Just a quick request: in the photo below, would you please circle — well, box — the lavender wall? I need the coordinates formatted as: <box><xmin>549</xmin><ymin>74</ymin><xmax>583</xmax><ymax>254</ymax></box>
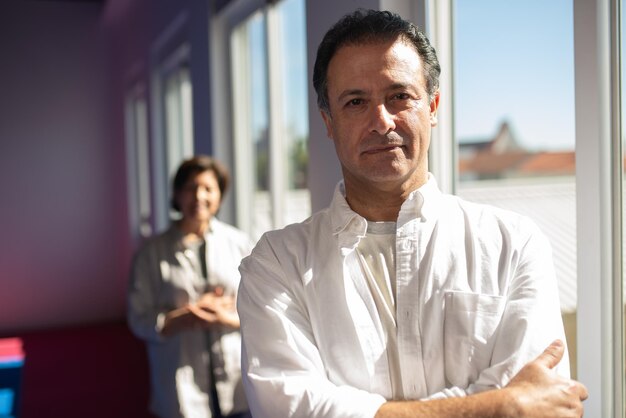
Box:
<box><xmin>0</xmin><ymin>0</ymin><xmax>125</xmax><ymax>332</ymax></box>
<box><xmin>0</xmin><ymin>1</ymin><xmax>124</xmax><ymax>333</ymax></box>
<box><xmin>0</xmin><ymin>0</ymin><xmax>216</xmax><ymax>334</ymax></box>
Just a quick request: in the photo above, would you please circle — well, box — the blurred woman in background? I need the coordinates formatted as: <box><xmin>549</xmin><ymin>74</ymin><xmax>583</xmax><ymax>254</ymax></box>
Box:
<box><xmin>128</xmin><ymin>155</ymin><xmax>253</xmax><ymax>418</ymax></box>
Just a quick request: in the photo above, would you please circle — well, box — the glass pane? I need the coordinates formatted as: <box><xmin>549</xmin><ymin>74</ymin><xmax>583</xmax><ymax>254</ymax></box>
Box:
<box><xmin>179</xmin><ymin>66</ymin><xmax>194</xmax><ymax>162</ymax></box>
<box><xmin>232</xmin><ymin>10</ymin><xmax>272</xmax><ymax>238</ymax></box>
<box><xmin>126</xmin><ymin>92</ymin><xmax>153</xmax><ymax>241</ymax></box>
<box><xmin>165</xmin><ymin>72</ymin><xmax>180</xmax><ymax>176</ymax></box>
<box><xmin>248</xmin><ymin>16</ymin><xmax>270</xmax><ymax>194</ymax></box>
<box><xmin>163</xmin><ymin>62</ymin><xmax>195</xmax><ymax>225</ymax></box>
<box><xmin>275</xmin><ymin>0</ymin><xmax>308</xmax><ymax>191</ymax></box>
<box><xmin>230</xmin><ymin>0</ymin><xmax>310</xmax><ymax>237</ymax></box>
<box><xmin>164</xmin><ymin>64</ymin><xmax>194</xmax><ymax>182</ymax></box>
<box><xmin>274</xmin><ymin>0</ymin><xmax>310</xmax><ymax>225</ymax></box>
<box><xmin>133</xmin><ymin>98</ymin><xmax>152</xmax><ymax>237</ymax></box>
<box><xmin>454</xmin><ymin>0</ymin><xmax>577</xmax><ymax>377</ymax></box>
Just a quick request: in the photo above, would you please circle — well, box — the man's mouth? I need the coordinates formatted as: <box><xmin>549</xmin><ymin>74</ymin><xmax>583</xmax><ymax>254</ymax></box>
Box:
<box><xmin>362</xmin><ymin>144</ymin><xmax>403</xmax><ymax>155</ymax></box>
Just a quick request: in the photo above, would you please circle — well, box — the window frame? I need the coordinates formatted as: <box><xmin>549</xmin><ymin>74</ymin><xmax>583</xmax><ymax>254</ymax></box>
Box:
<box><xmin>211</xmin><ymin>0</ymin><xmax>310</xmax><ymax>238</ymax></box>
<box><xmin>124</xmin><ymin>82</ymin><xmax>153</xmax><ymax>244</ymax></box>
<box><xmin>429</xmin><ymin>1</ymin><xmax>625</xmax><ymax>415</ymax></box>
<box><xmin>211</xmin><ymin>1</ymin><xmax>626</xmax><ymax>413</ymax></box>
<box><xmin>150</xmin><ymin>11</ymin><xmax>194</xmax><ymax>232</ymax></box>
<box><xmin>573</xmin><ymin>1</ymin><xmax>624</xmax><ymax>416</ymax></box>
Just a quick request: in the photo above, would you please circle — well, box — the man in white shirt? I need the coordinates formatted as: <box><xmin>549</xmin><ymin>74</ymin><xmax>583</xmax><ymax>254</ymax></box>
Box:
<box><xmin>237</xmin><ymin>9</ymin><xmax>587</xmax><ymax>418</ymax></box>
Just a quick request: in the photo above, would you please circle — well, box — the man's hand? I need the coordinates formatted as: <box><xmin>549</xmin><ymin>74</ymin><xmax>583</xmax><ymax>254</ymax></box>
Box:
<box><xmin>504</xmin><ymin>339</ymin><xmax>588</xmax><ymax>418</ymax></box>
<box><xmin>375</xmin><ymin>340</ymin><xmax>587</xmax><ymax>418</ymax></box>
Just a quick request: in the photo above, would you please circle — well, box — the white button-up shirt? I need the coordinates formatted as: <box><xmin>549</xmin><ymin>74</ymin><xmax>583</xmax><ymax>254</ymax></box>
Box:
<box><xmin>128</xmin><ymin>219</ymin><xmax>253</xmax><ymax>418</ymax></box>
<box><xmin>238</xmin><ymin>176</ymin><xmax>568</xmax><ymax>418</ymax></box>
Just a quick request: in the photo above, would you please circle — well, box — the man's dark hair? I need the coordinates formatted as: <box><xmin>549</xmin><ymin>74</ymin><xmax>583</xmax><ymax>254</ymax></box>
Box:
<box><xmin>171</xmin><ymin>155</ymin><xmax>230</xmax><ymax>212</ymax></box>
<box><xmin>313</xmin><ymin>9</ymin><xmax>441</xmax><ymax>114</ymax></box>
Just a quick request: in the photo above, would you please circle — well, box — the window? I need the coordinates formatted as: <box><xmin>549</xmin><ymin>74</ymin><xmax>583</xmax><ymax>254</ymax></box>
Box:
<box><xmin>151</xmin><ymin>40</ymin><xmax>195</xmax><ymax>230</ymax></box>
<box><xmin>231</xmin><ymin>10</ymin><xmax>272</xmax><ymax>236</ymax></box>
<box><xmin>163</xmin><ymin>57</ymin><xmax>194</xmax><ymax>185</ymax></box>
<box><xmin>572</xmin><ymin>0</ymin><xmax>623</xmax><ymax>414</ymax></box>
<box><xmin>226</xmin><ymin>0</ymin><xmax>310</xmax><ymax>240</ymax></box>
<box><xmin>452</xmin><ymin>0</ymin><xmax>578</xmax><ymax>376</ymax></box>
<box><xmin>208</xmin><ymin>1</ymin><xmax>625</xmax><ymax>413</ymax></box>
<box><xmin>125</xmin><ymin>83</ymin><xmax>153</xmax><ymax>242</ymax></box>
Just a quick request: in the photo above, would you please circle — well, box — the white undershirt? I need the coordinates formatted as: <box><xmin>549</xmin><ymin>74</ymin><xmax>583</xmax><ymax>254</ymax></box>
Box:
<box><xmin>356</xmin><ymin>221</ymin><xmax>404</xmax><ymax>399</ymax></box>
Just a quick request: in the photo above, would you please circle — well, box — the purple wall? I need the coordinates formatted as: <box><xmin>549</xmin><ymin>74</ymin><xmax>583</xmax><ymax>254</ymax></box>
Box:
<box><xmin>0</xmin><ymin>3</ymin><xmax>214</xmax><ymax>413</ymax></box>
<box><xmin>0</xmin><ymin>1</ymin><xmax>128</xmax><ymax>333</ymax></box>
<box><xmin>0</xmin><ymin>0</ymin><xmax>216</xmax><ymax>335</ymax></box>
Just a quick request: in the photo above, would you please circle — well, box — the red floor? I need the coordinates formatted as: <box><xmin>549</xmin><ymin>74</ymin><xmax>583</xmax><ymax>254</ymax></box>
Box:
<box><xmin>4</xmin><ymin>321</ymin><xmax>153</xmax><ymax>418</ymax></box>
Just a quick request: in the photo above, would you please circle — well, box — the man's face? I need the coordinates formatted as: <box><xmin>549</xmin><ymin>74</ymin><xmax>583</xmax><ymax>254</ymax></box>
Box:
<box><xmin>321</xmin><ymin>38</ymin><xmax>439</xmax><ymax>192</ymax></box>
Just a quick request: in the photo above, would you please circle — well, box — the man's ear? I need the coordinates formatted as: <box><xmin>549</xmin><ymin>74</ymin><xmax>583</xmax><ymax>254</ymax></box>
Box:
<box><xmin>320</xmin><ymin>110</ymin><xmax>334</xmax><ymax>140</ymax></box>
<box><xmin>429</xmin><ymin>91</ymin><xmax>441</xmax><ymax>127</ymax></box>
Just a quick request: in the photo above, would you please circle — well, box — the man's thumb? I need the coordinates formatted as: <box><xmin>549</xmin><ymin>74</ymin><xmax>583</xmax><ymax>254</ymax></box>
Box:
<box><xmin>534</xmin><ymin>339</ymin><xmax>564</xmax><ymax>369</ymax></box>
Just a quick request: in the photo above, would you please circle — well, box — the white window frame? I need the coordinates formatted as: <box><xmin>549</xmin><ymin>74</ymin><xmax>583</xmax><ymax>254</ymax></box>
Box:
<box><xmin>413</xmin><ymin>1</ymin><xmax>625</xmax><ymax>415</ymax></box>
<box><xmin>214</xmin><ymin>1</ymin><xmax>626</xmax><ymax>413</ymax></box>
<box><xmin>431</xmin><ymin>0</ymin><xmax>625</xmax><ymax>415</ymax></box>
<box><xmin>211</xmin><ymin>0</ymin><xmax>309</xmax><ymax>238</ymax></box>
<box><xmin>434</xmin><ymin>0</ymin><xmax>625</xmax><ymax>417</ymax></box>
<box><xmin>212</xmin><ymin>0</ymin><xmax>267</xmax><ymax>235</ymax></box>
<box><xmin>574</xmin><ymin>1</ymin><xmax>624</xmax><ymax>416</ymax></box>
<box><xmin>150</xmin><ymin>11</ymin><xmax>194</xmax><ymax>232</ymax></box>
<box><xmin>124</xmin><ymin>82</ymin><xmax>153</xmax><ymax>243</ymax></box>
<box><xmin>163</xmin><ymin>52</ymin><xmax>194</xmax><ymax>181</ymax></box>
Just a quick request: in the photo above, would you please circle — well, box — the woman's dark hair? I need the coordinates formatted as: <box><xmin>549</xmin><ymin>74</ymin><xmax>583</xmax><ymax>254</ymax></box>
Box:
<box><xmin>313</xmin><ymin>9</ymin><xmax>441</xmax><ymax>114</ymax></box>
<box><xmin>171</xmin><ymin>155</ymin><xmax>230</xmax><ymax>212</ymax></box>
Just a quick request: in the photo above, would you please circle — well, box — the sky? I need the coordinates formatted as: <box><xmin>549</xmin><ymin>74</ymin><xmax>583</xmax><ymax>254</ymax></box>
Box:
<box><xmin>244</xmin><ymin>0</ymin><xmax>309</xmax><ymax>143</ymax></box>
<box><xmin>454</xmin><ymin>0</ymin><xmax>575</xmax><ymax>151</ymax></box>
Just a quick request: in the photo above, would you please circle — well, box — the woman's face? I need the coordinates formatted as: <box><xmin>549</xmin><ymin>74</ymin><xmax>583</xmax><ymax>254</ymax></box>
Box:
<box><xmin>176</xmin><ymin>169</ymin><xmax>222</xmax><ymax>223</ymax></box>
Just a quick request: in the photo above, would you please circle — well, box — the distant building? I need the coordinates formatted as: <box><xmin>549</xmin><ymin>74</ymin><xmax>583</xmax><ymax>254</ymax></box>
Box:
<box><xmin>458</xmin><ymin>121</ymin><xmax>575</xmax><ymax>180</ymax></box>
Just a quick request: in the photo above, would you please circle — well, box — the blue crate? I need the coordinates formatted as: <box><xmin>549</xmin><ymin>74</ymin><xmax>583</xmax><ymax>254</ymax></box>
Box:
<box><xmin>0</xmin><ymin>339</ymin><xmax>23</xmax><ymax>418</ymax></box>
<box><xmin>0</xmin><ymin>388</ymin><xmax>15</xmax><ymax>416</ymax></box>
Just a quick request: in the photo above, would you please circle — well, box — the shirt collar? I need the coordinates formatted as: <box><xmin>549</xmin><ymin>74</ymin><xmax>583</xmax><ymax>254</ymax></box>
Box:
<box><xmin>168</xmin><ymin>218</ymin><xmax>218</xmax><ymax>250</ymax></box>
<box><xmin>398</xmin><ymin>173</ymin><xmax>442</xmax><ymax>226</ymax></box>
<box><xmin>329</xmin><ymin>181</ymin><xmax>368</xmax><ymax>238</ymax></box>
<box><xmin>329</xmin><ymin>173</ymin><xmax>443</xmax><ymax>236</ymax></box>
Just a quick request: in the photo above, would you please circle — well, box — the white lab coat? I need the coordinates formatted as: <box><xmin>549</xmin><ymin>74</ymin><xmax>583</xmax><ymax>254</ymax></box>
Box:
<box><xmin>238</xmin><ymin>176</ymin><xmax>568</xmax><ymax>418</ymax></box>
<box><xmin>128</xmin><ymin>219</ymin><xmax>253</xmax><ymax>418</ymax></box>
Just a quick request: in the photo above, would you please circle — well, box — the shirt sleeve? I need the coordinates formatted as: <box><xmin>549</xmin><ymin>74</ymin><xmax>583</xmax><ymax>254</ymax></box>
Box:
<box><xmin>237</xmin><ymin>236</ymin><xmax>387</xmax><ymax>418</ymax></box>
<box><xmin>427</xmin><ymin>220</ymin><xmax>569</xmax><ymax>399</ymax></box>
<box><xmin>127</xmin><ymin>246</ymin><xmax>167</xmax><ymax>344</ymax></box>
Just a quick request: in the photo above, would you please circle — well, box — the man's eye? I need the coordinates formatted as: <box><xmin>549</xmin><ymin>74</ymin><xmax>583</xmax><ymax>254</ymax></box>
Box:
<box><xmin>393</xmin><ymin>93</ymin><xmax>410</xmax><ymax>100</ymax></box>
<box><xmin>346</xmin><ymin>98</ymin><xmax>364</xmax><ymax>106</ymax></box>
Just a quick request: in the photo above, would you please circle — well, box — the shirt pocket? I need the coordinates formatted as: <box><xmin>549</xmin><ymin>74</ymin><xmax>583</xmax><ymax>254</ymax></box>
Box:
<box><xmin>443</xmin><ymin>290</ymin><xmax>505</xmax><ymax>389</ymax></box>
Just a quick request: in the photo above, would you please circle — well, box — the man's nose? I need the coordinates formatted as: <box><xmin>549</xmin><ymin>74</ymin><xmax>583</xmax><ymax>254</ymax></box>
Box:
<box><xmin>368</xmin><ymin>104</ymin><xmax>396</xmax><ymax>135</ymax></box>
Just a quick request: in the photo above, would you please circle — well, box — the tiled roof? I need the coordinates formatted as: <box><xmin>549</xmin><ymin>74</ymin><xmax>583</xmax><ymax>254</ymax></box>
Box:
<box><xmin>460</xmin><ymin>151</ymin><xmax>530</xmax><ymax>175</ymax></box>
<box><xmin>457</xmin><ymin>178</ymin><xmax>577</xmax><ymax>313</ymax></box>
<box><xmin>459</xmin><ymin>150</ymin><xmax>577</xmax><ymax>178</ymax></box>
<box><xmin>517</xmin><ymin>152</ymin><xmax>575</xmax><ymax>174</ymax></box>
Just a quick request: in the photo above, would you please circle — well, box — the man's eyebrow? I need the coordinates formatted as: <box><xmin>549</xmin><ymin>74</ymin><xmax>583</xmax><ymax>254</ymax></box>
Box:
<box><xmin>337</xmin><ymin>89</ymin><xmax>367</xmax><ymax>103</ymax></box>
<box><xmin>388</xmin><ymin>82</ymin><xmax>414</xmax><ymax>91</ymax></box>
<box><xmin>335</xmin><ymin>83</ymin><xmax>418</xmax><ymax>103</ymax></box>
